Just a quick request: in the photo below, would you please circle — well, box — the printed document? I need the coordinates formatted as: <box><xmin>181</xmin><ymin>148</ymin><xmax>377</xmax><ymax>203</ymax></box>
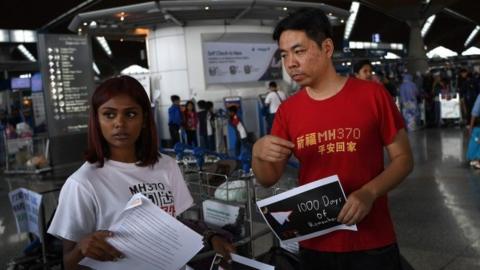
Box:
<box><xmin>257</xmin><ymin>175</ymin><xmax>357</xmax><ymax>244</ymax></box>
<box><xmin>80</xmin><ymin>193</ymin><xmax>204</xmax><ymax>270</ymax></box>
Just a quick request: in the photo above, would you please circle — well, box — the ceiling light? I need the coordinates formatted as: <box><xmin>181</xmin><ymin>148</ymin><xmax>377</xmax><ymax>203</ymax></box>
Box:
<box><xmin>385</xmin><ymin>52</ymin><xmax>401</xmax><ymax>59</ymax></box>
<box><xmin>120</xmin><ymin>16</ymin><xmax>125</xmax><ymax>21</ymax></box>
<box><xmin>96</xmin><ymin>36</ymin><xmax>112</xmax><ymax>56</ymax></box>
<box><xmin>464</xmin><ymin>25</ymin><xmax>480</xmax><ymax>48</ymax></box>
<box><xmin>344</xmin><ymin>1</ymin><xmax>360</xmax><ymax>40</ymax></box>
<box><xmin>120</xmin><ymin>38</ymin><xmax>124</xmax><ymax>42</ymax></box>
<box><xmin>421</xmin><ymin>15</ymin><xmax>436</xmax><ymax>38</ymax></box>
<box><xmin>17</xmin><ymin>44</ymin><xmax>36</xmax><ymax>62</ymax></box>
<box><xmin>0</xmin><ymin>29</ymin><xmax>10</xmax><ymax>42</ymax></box>
<box><xmin>10</xmin><ymin>30</ymin><xmax>36</xmax><ymax>43</ymax></box>
<box><xmin>134</xmin><ymin>28</ymin><xmax>149</xmax><ymax>35</ymax></box>
<box><xmin>426</xmin><ymin>46</ymin><xmax>458</xmax><ymax>58</ymax></box>
<box><xmin>283</xmin><ymin>7</ymin><xmax>288</xmax><ymax>11</ymax></box>
<box><xmin>205</xmin><ymin>6</ymin><xmax>210</xmax><ymax>10</ymax></box>
<box><xmin>340</xmin><ymin>19</ymin><xmax>345</xmax><ymax>23</ymax></box>
<box><xmin>93</xmin><ymin>62</ymin><xmax>100</xmax><ymax>75</ymax></box>
<box><xmin>462</xmin><ymin>46</ymin><xmax>480</xmax><ymax>56</ymax></box>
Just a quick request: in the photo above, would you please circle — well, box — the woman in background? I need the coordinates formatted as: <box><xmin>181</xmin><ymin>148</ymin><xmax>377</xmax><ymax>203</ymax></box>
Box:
<box><xmin>184</xmin><ymin>100</ymin><xmax>198</xmax><ymax>146</ymax></box>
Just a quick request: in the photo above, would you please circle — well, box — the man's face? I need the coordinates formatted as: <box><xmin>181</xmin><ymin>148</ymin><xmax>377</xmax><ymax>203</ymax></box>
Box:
<box><xmin>279</xmin><ymin>30</ymin><xmax>332</xmax><ymax>88</ymax></box>
<box><xmin>356</xmin><ymin>65</ymin><xmax>373</xmax><ymax>81</ymax></box>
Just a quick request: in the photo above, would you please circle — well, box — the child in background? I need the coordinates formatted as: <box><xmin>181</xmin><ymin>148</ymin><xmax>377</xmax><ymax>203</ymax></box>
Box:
<box><xmin>227</xmin><ymin>106</ymin><xmax>248</xmax><ymax>156</ymax></box>
<box><xmin>184</xmin><ymin>100</ymin><xmax>198</xmax><ymax>146</ymax></box>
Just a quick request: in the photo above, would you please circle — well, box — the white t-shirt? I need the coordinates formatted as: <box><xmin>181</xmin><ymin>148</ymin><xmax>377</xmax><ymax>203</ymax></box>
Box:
<box><xmin>264</xmin><ymin>90</ymin><xmax>287</xmax><ymax>114</ymax></box>
<box><xmin>236</xmin><ymin>121</ymin><xmax>247</xmax><ymax>139</ymax></box>
<box><xmin>207</xmin><ymin>111</ymin><xmax>213</xmax><ymax>136</ymax></box>
<box><xmin>47</xmin><ymin>155</ymin><xmax>193</xmax><ymax>242</ymax></box>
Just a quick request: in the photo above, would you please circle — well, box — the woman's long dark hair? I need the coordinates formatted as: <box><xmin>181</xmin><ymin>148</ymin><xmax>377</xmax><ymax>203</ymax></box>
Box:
<box><xmin>85</xmin><ymin>75</ymin><xmax>159</xmax><ymax>167</ymax></box>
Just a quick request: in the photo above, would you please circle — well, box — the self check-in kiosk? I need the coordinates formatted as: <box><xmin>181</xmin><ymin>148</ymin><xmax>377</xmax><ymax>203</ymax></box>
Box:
<box><xmin>257</xmin><ymin>93</ymin><xmax>268</xmax><ymax>137</ymax></box>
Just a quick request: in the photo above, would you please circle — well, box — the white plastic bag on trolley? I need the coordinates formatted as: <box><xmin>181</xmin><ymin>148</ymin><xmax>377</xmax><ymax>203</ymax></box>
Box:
<box><xmin>214</xmin><ymin>180</ymin><xmax>247</xmax><ymax>203</ymax></box>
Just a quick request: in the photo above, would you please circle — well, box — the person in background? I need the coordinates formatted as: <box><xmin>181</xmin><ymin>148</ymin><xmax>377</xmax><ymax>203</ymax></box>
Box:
<box><xmin>47</xmin><ymin>76</ymin><xmax>234</xmax><ymax>270</ymax></box>
<box><xmin>399</xmin><ymin>73</ymin><xmax>420</xmax><ymax>131</ymax></box>
<box><xmin>197</xmin><ymin>100</ymin><xmax>208</xmax><ymax>148</ymax></box>
<box><xmin>353</xmin><ymin>59</ymin><xmax>373</xmax><ymax>81</ymax></box>
<box><xmin>168</xmin><ymin>95</ymin><xmax>183</xmax><ymax>147</ymax></box>
<box><xmin>467</xmin><ymin>93</ymin><xmax>480</xmax><ymax>168</ymax></box>
<box><xmin>378</xmin><ymin>71</ymin><xmax>398</xmax><ymax>101</ymax></box>
<box><xmin>183</xmin><ymin>100</ymin><xmax>198</xmax><ymax>146</ymax></box>
<box><xmin>432</xmin><ymin>74</ymin><xmax>448</xmax><ymax>127</ymax></box>
<box><xmin>423</xmin><ymin>71</ymin><xmax>435</xmax><ymax>127</ymax></box>
<box><xmin>458</xmin><ymin>68</ymin><xmax>478</xmax><ymax>124</ymax></box>
<box><xmin>205</xmin><ymin>101</ymin><xmax>216</xmax><ymax>151</ymax></box>
<box><xmin>252</xmin><ymin>8</ymin><xmax>413</xmax><ymax>270</ymax></box>
<box><xmin>264</xmin><ymin>81</ymin><xmax>287</xmax><ymax>134</ymax></box>
<box><xmin>227</xmin><ymin>105</ymin><xmax>248</xmax><ymax>157</ymax></box>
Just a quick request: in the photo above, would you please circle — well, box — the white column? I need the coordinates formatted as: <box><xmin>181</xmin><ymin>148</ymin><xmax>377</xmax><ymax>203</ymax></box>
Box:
<box><xmin>147</xmin><ymin>26</ymin><xmax>190</xmax><ymax>139</ymax></box>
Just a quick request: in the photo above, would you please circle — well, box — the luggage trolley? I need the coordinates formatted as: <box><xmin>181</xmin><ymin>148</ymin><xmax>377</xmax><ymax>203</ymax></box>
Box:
<box><xmin>172</xmin><ymin>143</ymin><xmax>271</xmax><ymax>258</ymax></box>
<box><xmin>3</xmin><ymin>133</ymin><xmax>52</xmax><ymax>174</ymax></box>
<box><xmin>6</xmin><ymin>187</ymin><xmax>62</xmax><ymax>270</ymax></box>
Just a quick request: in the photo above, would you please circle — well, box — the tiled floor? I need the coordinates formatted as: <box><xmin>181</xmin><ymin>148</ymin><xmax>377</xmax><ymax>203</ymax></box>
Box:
<box><xmin>391</xmin><ymin>128</ymin><xmax>480</xmax><ymax>270</ymax></box>
<box><xmin>1</xmin><ymin>127</ymin><xmax>480</xmax><ymax>269</ymax></box>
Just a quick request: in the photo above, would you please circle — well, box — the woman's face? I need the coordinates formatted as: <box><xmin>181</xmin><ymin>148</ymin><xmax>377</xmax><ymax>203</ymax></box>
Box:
<box><xmin>186</xmin><ymin>103</ymin><xmax>194</xmax><ymax>111</ymax></box>
<box><xmin>98</xmin><ymin>94</ymin><xmax>144</xmax><ymax>157</ymax></box>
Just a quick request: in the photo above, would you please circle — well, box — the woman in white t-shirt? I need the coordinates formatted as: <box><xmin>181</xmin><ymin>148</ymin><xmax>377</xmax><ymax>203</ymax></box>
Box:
<box><xmin>48</xmin><ymin>76</ymin><xmax>234</xmax><ymax>269</ymax></box>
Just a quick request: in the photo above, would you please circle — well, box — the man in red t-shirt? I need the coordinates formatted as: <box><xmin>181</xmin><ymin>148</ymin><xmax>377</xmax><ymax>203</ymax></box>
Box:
<box><xmin>252</xmin><ymin>8</ymin><xmax>413</xmax><ymax>270</ymax></box>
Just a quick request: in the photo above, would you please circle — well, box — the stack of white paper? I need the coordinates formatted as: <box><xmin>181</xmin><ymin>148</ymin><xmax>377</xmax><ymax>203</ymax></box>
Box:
<box><xmin>80</xmin><ymin>193</ymin><xmax>204</xmax><ymax>270</ymax></box>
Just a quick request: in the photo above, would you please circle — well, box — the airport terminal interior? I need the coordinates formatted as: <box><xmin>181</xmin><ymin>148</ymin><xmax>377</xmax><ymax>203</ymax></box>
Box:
<box><xmin>1</xmin><ymin>0</ymin><xmax>480</xmax><ymax>269</ymax></box>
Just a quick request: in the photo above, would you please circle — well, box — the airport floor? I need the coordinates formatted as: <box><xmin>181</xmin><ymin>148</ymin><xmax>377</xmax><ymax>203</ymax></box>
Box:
<box><xmin>1</xmin><ymin>127</ymin><xmax>480</xmax><ymax>269</ymax></box>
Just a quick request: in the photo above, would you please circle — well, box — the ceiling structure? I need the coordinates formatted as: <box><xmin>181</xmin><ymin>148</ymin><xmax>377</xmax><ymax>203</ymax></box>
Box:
<box><xmin>0</xmin><ymin>0</ymin><xmax>479</xmax><ymax>77</ymax></box>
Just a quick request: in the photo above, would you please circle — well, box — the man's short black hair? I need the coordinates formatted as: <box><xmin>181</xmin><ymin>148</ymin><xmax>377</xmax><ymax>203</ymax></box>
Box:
<box><xmin>170</xmin><ymin>95</ymin><xmax>180</xmax><ymax>102</ymax></box>
<box><xmin>197</xmin><ymin>100</ymin><xmax>206</xmax><ymax>109</ymax></box>
<box><xmin>273</xmin><ymin>8</ymin><xmax>333</xmax><ymax>47</ymax></box>
<box><xmin>269</xmin><ymin>81</ymin><xmax>277</xmax><ymax>88</ymax></box>
<box><xmin>353</xmin><ymin>60</ymin><xmax>373</xmax><ymax>74</ymax></box>
<box><xmin>205</xmin><ymin>101</ymin><xmax>214</xmax><ymax>110</ymax></box>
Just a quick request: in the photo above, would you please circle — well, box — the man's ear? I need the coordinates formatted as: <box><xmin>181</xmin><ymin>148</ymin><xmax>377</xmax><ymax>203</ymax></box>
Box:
<box><xmin>322</xmin><ymin>38</ymin><xmax>335</xmax><ymax>58</ymax></box>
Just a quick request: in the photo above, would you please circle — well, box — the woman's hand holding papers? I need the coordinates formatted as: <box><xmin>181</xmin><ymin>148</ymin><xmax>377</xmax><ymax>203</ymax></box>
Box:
<box><xmin>78</xmin><ymin>230</ymin><xmax>124</xmax><ymax>262</ymax></box>
<box><xmin>210</xmin><ymin>235</ymin><xmax>236</xmax><ymax>263</ymax></box>
<box><xmin>337</xmin><ymin>188</ymin><xmax>375</xmax><ymax>226</ymax></box>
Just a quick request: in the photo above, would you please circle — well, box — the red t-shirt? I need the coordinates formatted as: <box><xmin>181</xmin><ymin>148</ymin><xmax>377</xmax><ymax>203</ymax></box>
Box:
<box><xmin>184</xmin><ymin>111</ymin><xmax>198</xmax><ymax>130</ymax></box>
<box><xmin>272</xmin><ymin>77</ymin><xmax>405</xmax><ymax>252</ymax></box>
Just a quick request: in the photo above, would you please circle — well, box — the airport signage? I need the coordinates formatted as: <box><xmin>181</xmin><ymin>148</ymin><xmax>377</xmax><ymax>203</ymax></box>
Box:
<box><xmin>203</xmin><ymin>41</ymin><xmax>281</xmax><ymax>84</ymax></box>
<box><xmin>37</xmin><ymin>34</ymin><xmax>94</xmax><ymax>136</ymax></box>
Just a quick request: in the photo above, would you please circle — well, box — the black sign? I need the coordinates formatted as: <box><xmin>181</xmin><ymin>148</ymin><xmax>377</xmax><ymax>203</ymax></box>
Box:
<box><xmin>257</xmin><ymin>175</ymin><xmax>356</xmax><ymax>243</ymax></box>
<box><xmin>37</xmin><ymin>34</ymin><xmax>94</xmax><ymax>136</ymax></box>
